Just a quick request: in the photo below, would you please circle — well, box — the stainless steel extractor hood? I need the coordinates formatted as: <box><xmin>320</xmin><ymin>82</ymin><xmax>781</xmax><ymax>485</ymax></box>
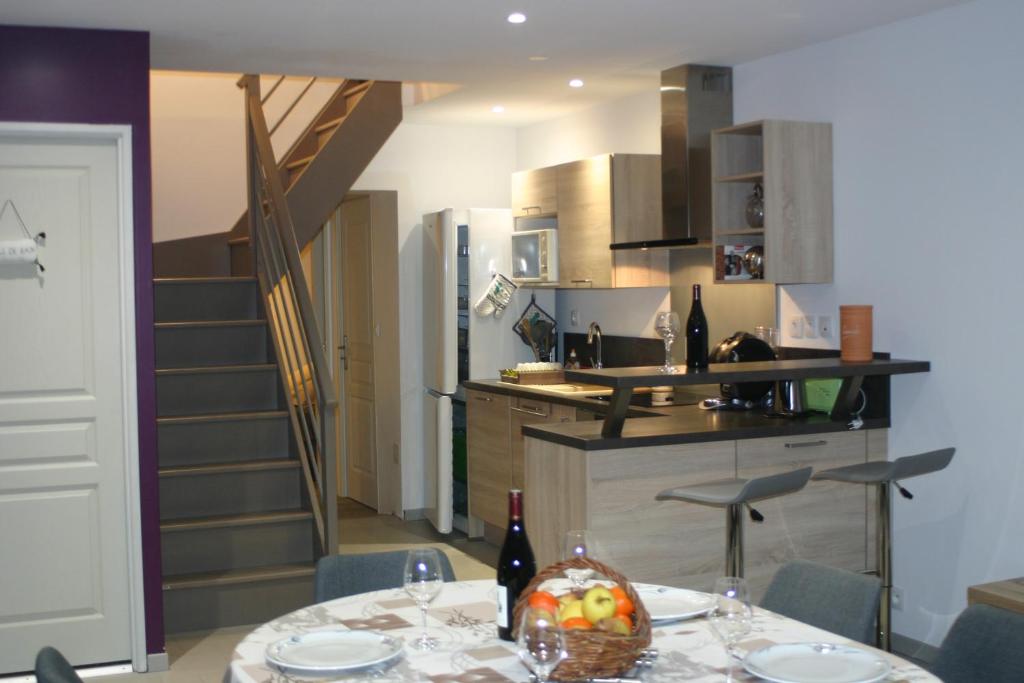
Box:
<box><xmin>610</xmin><ymin>64</ymin><xmax>733</xmax><ymax>251</ymax></box>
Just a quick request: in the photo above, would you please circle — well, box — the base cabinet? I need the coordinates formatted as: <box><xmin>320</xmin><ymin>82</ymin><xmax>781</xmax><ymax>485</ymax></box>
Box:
<box><xmin>525</xmin><ymin>428</ymin><xmax>886</xmax><ymax>601</ymax></box>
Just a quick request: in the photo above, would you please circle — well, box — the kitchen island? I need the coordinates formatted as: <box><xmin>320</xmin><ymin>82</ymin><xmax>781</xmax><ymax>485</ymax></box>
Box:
<box><xmin>465</xmin><ymin>355</ymin><xmax>929</xmax><ymax>599</ymax></box>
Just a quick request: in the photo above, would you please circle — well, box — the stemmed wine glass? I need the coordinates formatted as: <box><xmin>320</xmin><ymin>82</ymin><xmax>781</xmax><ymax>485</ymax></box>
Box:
<box><xmin>707</xmin><ymin>577</ymin><xmax>753</xmax><ymax>682</ymax></box>
<box><xmin>563</xmin><ymin>530</ymin><xmax>595</xmax><ymax>588</ymax></box>
<box><xmin>655</xmin><ymin>311</ymin><xmax>681</xmax><ymax>374</ymax></box>
<box><xmin>403</xmin><ymin>548</ymin><xmax>444</xmax><ymax>650</ymax></box>
<box><xmin>516</xmin><ymin>607</ymin><xmax>567</xmax><ymax>683</ymax></box>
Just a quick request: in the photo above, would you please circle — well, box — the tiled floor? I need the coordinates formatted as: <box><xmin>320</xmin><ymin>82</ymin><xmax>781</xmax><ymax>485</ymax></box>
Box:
<box><xmin>88</xmin><ymin>500</ymin><xmax>497</xmax><ymax>682</ymax></box>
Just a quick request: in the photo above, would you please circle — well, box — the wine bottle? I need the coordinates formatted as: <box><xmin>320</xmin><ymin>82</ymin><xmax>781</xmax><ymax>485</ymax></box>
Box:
<box><xmin>496</xmin><ymin>488</ymin><xmax>536</xmax><ymax>641</ymax></box>
<box><xmin>685</xmin><ymin>284</ymin><xmax>709</xmax><ymax>368</ymax></box>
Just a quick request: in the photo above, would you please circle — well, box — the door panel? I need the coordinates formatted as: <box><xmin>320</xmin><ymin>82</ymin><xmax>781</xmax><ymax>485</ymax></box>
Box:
<box><xmin>341</xmin><ymin>197</ymin><xmax>378</xmax><ymax>509</ymax></box>
<box><xmin>424</xmin><ymin>392</ymin><xmax>453</xmax><ymax>533</ymax></box>
<box><xmin>0</xmin><ymin>134</ymin><xmax>133</xmax><ymax>672</ymax></box>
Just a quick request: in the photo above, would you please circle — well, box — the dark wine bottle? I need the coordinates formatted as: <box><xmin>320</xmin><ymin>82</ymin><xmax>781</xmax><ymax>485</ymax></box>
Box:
<box><xmin>685</xmin><ymin>284</ymin><xmax>709</xmax><ymax>368</ymax></box>
<box><xmin>496</xmin><ymin>489</ymin><xmax>536</xmax><ymax>641</ymax></box>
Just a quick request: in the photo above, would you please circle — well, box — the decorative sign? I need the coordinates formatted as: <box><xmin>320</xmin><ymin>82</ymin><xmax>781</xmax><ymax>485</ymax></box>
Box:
<box><xmin>0</xmin><ymin>199</ymin><xmax>45</xmax><ymax>271</ymax></box>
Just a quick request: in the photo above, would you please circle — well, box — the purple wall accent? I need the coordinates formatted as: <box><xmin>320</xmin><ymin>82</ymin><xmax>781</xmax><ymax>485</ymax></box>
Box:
<box><xmin>0</xmin><ymin>25</ymin><xmax>164</xmax><ymax>655</ymax></box>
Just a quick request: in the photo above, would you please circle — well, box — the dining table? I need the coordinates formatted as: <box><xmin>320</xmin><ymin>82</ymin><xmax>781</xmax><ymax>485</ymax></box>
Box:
<box><xmin>227</xmin><ymin>579</ymin><xmax>939</xmax><ymax>682</ymax></box>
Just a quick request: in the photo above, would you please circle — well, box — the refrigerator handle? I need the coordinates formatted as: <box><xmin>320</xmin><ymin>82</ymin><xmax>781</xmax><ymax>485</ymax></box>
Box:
<box><xmin>338</xmin><ymin>334</ymin><xmax>349</xmax><ymax>371</ymax></box>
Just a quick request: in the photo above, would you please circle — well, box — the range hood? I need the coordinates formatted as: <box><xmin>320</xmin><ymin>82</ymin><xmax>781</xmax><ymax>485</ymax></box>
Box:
<box><xmin>610</xmin><ymin>64</ymin><xmax>733</xmax><ymax>251</ymax></box>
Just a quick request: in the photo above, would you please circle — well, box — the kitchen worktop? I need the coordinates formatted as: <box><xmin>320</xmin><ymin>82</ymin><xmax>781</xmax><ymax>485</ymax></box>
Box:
<box><xmin>461</xmin><ymin>378</ymin><xmax>666</xmax><ymax>417</ymax></box>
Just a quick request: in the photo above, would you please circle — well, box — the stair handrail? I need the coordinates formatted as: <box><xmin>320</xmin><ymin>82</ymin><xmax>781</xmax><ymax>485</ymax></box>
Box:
<box><xmin>238</xmin><ymin>73</ymin><xmax>338</xmax><ymax>555</ymax></box>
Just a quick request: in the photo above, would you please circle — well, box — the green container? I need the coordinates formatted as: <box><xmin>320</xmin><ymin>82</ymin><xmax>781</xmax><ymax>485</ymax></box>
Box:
<box><xmin>804</xmin><ymin>378</ymin><xmax>842</xmax><ymax>413</ymax></box>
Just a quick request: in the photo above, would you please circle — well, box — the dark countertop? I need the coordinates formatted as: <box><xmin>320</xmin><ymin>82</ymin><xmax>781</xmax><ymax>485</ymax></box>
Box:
<box><xmin>521</xmin><ymin>404</ymin><xmax>888</xmax><ymax>451</ymax></box>
<box><xmin>564</xmin><ymin>357</ymin><xmax>930</xmax><ymax>389</ymax></box>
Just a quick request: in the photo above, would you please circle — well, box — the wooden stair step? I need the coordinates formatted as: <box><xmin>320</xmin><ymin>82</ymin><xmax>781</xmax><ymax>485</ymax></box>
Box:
<box><xmin>155</xmin><ymin>363</ymin><xmax>277</xmax><ymax>377</ymax></box>
<box><xmin>154</xmin><ymin>276</ymin><xmax>256</xmax><ymax>285</ymax></box>
<box><xmin>285</xmin><ymin>155</ymin><xmax>315</xmax><ymax>171</ymax></box>
<box><xmin>162</xmin><ymin>562</ymin><xmax>315</xmax><ymax>591</ymax></box>
<box><xmin>314</xmin><ymin>116</ymin><xmax>345</xmax><ymax>134</ymax></box>
<box><xmin>159</xmin><ymin>458</ymin><xmax>299</xmax><ymax>478</ymax></box>
<box><xmin>157</xmin><ymin>409</ymin><xmax>289</xmax><ymax>426</ymax></box>
<box><xmin>161</xmin><ymin>509</ymin><xmax>312</xmax><ymax>533</ymax></box>
<box><xmin>228</xmin><ymin>236</ymin><xmax>250</xmax><ymax>246</ymax></box>
<box><xmin>155</xmin><ymin>319</ymin><xmax>266</xmax><ymax>330</ymax></box>
<box><xmin>343</xmin><ymin>81</ymin><xmax>371</xmax><ymax>97</ymax></box>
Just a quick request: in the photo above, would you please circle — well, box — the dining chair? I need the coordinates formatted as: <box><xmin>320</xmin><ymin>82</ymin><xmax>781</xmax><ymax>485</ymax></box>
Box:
<box><xmin>760</xmin><ymin>560</ymin><xmax>881</xmax><ymax>644</ymax></box>
<box><xmin>931</xmin><ymin>604</ymin><xmax>1024</xmax><ymax>682</ymax></box>
<box><xmin>314</xmin><ymin>549</ymin><xmax>457</xmax><ymax>603</ymax></box>
<box><xmin>34</xmin><ymin>647</ymin><xmax>83</xmax><ymax>683</ymax></box>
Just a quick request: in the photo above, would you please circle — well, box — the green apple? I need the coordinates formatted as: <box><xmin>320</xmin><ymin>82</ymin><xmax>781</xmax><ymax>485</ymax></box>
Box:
<box><xmin>559</xmin><ymin>599</ymin><xmax>584</xmax><ymax>622</ymax></box>
<box><xmin>595</xmin><ymin>616</ymin><xmax>630</xmax><ymax>636</ymax></box>
<box><xmin>581</xmin><ymin>586</ymin><xmax>616</xmax><ymax>624</ymax></box>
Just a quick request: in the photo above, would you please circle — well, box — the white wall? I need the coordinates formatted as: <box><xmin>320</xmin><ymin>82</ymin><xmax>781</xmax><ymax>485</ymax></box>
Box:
<box><xmin>516</xmin><ymin>90</ymin><xmax>670</xmax><ymax>340</ymax></box>
<box><xmin>734</xmin><ymin>0</ymin><xmax>1024</xmax><ymax>646</ymax></box>
<box><xmin>350</xmin><ymin>123</ymin><xmax>521</xmax><ymax>511</ymax></box>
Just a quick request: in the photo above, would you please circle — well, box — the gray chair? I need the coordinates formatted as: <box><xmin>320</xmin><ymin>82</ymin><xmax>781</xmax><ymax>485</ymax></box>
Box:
<box><xmin>656</xmin><ymin>467</ymin><xmax>813</xmax><ymax>577</ymax></box>
<box><xmin>931</xmin><ymin>604</ymin><xmax>1024</xmax><ymax>682</ymax></box>
<box><xmin>813</xmin><ymin>447</ymin><xmax>954</xmax><ymax>651</ymax></box>
<box><xmin>314</xmin><ymin>549</ymin><xmax>457</xmax><ymax>603</ymax></box>
<box><xmin>761</xmin><ymin>560</ymin><xmax>881</xmax><ymax>644</ymax></box>
<box><xmin>35</xmin><ymin>647</ymin><xmax>83</xmax><ymax>683</ymax></box>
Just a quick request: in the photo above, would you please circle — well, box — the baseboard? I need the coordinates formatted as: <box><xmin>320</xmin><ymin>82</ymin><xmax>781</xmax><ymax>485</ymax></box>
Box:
<box><xmin>402</xmin><ymin>508</ymin><xmax>427</xmax><ymax>521</ymax></box>
<box><xmin>146</xmin><ymin>652</ymin><xmax>170</xmax><ymax>673</ymax></box>
<box><xmin>892</xmin><ymin>632</ymin><xmax>939</xmax><ymax>666</ymax></box>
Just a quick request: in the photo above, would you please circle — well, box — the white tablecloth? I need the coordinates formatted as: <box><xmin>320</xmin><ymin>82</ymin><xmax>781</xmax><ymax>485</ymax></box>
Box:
<box><xmin>228</xmin><ymin>579</ymin><xmax>938</xmax><ymax>682</ymax></box>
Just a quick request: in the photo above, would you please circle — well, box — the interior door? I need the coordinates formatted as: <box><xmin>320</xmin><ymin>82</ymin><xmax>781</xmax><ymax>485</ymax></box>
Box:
<box><xmin>339</xmin><ymin>197</ymin><xmax>378</xmax><ymax>509</ymax></box>
<box><xmin>0</xmin><ymin>130</ymin><xmax>135</xmax><ymax>672</ymax></box>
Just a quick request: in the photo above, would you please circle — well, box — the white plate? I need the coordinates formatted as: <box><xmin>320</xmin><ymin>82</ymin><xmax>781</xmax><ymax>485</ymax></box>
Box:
<box><xmin>265</xmin><ymin>630</ymin><xmax>404</xmax><ymax>675</ymax></box>
<box><xmin>743</xmin><ymin>643</ymin><xmax>892</xmax><ymax>683</ymax></box>
<box><xmin>632</xmin><ymin>583</ymin><xmax>715</xmax><ymax>622</ymax></box>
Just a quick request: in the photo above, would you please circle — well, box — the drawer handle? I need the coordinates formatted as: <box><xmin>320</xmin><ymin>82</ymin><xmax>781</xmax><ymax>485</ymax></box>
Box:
<box><xmin>474</xmin><ymin>395</ymin><xmax>494</xmax><ymax>403</ymax></box>
<box><xmin>511</xmin><ymin>406</ymin><xmax>547</xmax><ymax>418</ymax></box>
<box><xmin>785</xmin><ymin>439</ymin><xmax>828</xmax><ymax>449</ymax></box>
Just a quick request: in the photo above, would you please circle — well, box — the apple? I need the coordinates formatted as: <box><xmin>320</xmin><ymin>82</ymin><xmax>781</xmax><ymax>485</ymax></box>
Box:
<box><xmin>559</xmin><ymin>593</ymin><xmax>581</xmax><ymax>607</ymax></box>
<box><xmin>581</xmin><ymin>586</ymin><xmax>616</xmax><ymax>624</ymax></box>
<box><xmin>559</xmin><ymin>599</ymin><xmax>585</xmax><ymax>622</ymax></box>
<box><xmin>595</xmin><ymin>616</ymin><xmax>631</xmax><ymax>636</ymax></box>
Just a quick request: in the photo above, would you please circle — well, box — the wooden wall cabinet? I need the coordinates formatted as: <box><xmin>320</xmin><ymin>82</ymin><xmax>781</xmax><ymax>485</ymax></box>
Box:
<box><xmin>467</xmin><ymin>389</ymin><xmax>575</xmax><ymax>531</ymax></box>
<box><xmin>512</xmin><ymin>154</ymin><xmax>668</xmax><ymax>289</ymax></box>
<box><xmin>711</xmin><ymin>120</ymin><xmax>833</xmax><ymax>284</ymax></box>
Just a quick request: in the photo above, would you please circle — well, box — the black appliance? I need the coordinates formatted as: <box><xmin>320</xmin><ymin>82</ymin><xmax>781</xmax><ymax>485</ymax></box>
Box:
<box><xmin>701</xmin><ymin>331</ymin><xmax>776</xmax><ymax>409</ymax></box>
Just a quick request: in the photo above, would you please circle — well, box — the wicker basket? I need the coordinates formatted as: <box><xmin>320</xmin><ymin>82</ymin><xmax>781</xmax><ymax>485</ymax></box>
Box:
<box><xmin>512</xmin><ymin>557</ymin><xmax>652</xmax><ymax>681</ymax></box>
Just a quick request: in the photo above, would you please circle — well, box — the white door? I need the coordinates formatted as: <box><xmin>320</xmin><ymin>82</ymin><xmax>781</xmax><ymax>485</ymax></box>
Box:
<box><xmin>0</xmin><ymin>128</ymin><xmax>139</xmax><ymax>672</ymax></box>
<box><xmin>424</xmin><ymin>391</ymin><xmax>453</xmax><ymax>533</ymax></box>
<box><xmin>340</xmin><ymin>197</ymin><xmax>378</xmax><ymax>509</ymax></box>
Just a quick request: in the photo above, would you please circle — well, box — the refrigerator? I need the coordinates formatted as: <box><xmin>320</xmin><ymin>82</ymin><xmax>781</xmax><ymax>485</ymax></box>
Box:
<box><xmin>422</xmin><ymin>208</ymin><xmax>553</xmax><ymax>534</ymax></box>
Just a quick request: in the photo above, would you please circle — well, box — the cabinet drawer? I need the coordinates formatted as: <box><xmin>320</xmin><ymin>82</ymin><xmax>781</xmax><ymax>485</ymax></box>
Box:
<box><xmin>736</xmin><ymin>430</ymin><xmax>869</xmax><ymax>600</ymax></box>
<box><xmin>466</xmin><ymin>390</ymin><xmax>511</xmax><ymax>528</ymax></box>
<box><xmin>510</xmin><ymin>399</ymin><xmax>573</xmax><ymax>489</ymax></box>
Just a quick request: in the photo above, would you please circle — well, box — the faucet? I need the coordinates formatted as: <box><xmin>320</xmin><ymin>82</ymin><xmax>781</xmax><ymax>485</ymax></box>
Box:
<box><xmin>587</xmin><ymin>322</ymin><xmax>603</xmax><ymax>369</ymax></box>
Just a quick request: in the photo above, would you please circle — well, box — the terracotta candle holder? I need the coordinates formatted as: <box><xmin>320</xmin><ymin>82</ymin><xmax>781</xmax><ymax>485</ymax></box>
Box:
<box><xmin>840</xmin><ymin>305</ymin><xmax>873</xmax><ymax>362</ymax></box>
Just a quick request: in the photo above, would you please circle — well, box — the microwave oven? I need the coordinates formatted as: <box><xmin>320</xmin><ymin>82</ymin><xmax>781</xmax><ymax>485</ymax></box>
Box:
<box><xmin>510</xmin><ymin>229</ymin><xmax>558</xmax><ymax>283</ymax></box>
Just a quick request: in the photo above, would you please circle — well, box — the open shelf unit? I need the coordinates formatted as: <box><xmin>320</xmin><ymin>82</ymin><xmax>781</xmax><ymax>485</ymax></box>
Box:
<box><xmin>711</xmin><ymin>120</ymin><xmax>833</xmax><ymax>284</ymax></box>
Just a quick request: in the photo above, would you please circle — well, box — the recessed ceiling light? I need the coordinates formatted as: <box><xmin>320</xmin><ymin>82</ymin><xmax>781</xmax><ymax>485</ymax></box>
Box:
<box><xmin>507</xmin><ymin>12</ymin><xmax>526</xmax><ymax>24</ymax></box>
<box><xmin>492</xmin><ymin>105</ymin><xmax>505</xmax><ymax>113</ymax></box>
<box><xmin>528</xmin><ymin>56</ymin><xmax>548</xmax><ymax>62</ymax></box>
<box><xmin>569</xmin><ymin>78</ymin><xmax>584</xmax><ymax>88</ymax></box>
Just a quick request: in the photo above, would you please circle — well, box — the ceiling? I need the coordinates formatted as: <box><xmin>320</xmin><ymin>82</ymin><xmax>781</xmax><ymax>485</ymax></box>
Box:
<box><xmin>3</xmin><ymin>0</ymin><xmax>969</xmax><ymax>126</ymax></box>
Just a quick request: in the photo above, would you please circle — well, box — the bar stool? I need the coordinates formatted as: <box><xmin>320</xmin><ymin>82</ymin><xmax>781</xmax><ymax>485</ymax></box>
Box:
<box><xmin>813</xmin><ymin>447</ymin><xmax>955</xmax><ymax>652</ymax></box>
<box><xmin>656</xmin><ymin>467</ymin><xmax>813</xmax><ymax>578</ymax></box>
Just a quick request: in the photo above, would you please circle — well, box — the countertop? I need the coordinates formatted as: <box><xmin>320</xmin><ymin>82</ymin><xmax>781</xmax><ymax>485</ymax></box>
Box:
<box><xmin>463</xmin><ymin>378</ymin><xmax>886</xmax><ymax>450</ymax></box>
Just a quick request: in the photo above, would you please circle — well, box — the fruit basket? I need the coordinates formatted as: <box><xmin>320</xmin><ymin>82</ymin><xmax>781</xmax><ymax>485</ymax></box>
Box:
<box><xmin>512</xmin><ymin>557</ymin><xmax>652</xmax><ymax>681</ymax></box>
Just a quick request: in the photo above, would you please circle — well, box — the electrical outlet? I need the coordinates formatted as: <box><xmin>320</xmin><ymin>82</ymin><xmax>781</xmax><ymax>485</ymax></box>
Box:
<box><xmin>804</xmin><ymin>315</ymin><xmax>817</xmax><ymax>339</ymax></box>
<box><xmin>788</xmin><ymin>316</ymin><xmax>804</xmax><ymax>339</ymax></box>
<box><xmin>892</xmin><ymin>586</ymin><xmax>905</xmax><ymax>611</ymax></box>
<box><xmin>818</xmin><ymin>316</ymin><xmax>833</xmax><ymax>338</ymax></box>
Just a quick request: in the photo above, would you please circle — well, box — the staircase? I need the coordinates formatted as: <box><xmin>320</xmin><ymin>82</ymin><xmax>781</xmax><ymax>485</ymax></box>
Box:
<box><xmin>153</xmin><ymin>74</ymin><xmax>401</xmax><ymax>633</ymax></box>
<box><xmin>154</xmin><ymin>276</ymin><xmax>315</xmax><ymax>632</ymax></box>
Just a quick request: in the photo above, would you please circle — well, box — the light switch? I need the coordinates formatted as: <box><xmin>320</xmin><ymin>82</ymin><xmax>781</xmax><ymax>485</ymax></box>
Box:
<box><xmin>788</xmin><ymin>316</ymin><xmax>804</xmax><ymax>339</ymax></box>
<box><xmin>570</xmin><ymin>309</ymin><xmax>579</xmax><ymax>326</ymax></box>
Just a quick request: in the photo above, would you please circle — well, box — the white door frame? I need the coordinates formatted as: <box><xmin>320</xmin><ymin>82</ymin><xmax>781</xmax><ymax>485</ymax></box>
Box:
<box><xmin>0</xmin><ymin>122</ymin><xmax>147</xmax><ymax>671</ymax></box>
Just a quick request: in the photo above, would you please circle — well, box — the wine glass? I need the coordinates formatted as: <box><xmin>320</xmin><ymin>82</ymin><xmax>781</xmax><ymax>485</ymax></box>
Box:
<box><xmin>403</xmin><ymin>548</ymin><xmax>444</xmax><ymax>650</ymax></box>
<box><xmin>516</xmin><ymin>607</ymin><xmax>567</xmax><ymax>683</ymax></box>
<box><xmin>707</xmin><ymin>577</ymin><xmax>753</xmax><ymax>682</ymax></box>
<box><xmin>563</xmin><ymin>530</ymin><xmax>595</xmax><ymax>588</ymax></box>
<box><xmin>654</xmin><ymin>312</ymin><xmax>680</xmax><ymax>374</ymax></box>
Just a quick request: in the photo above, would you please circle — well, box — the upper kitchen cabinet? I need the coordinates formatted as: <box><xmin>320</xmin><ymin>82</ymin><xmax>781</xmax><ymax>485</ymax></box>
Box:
<box><xmin>711</xmin><ymin>120</ymin><xmax>833</xmax><ymax>284</ymax></box>
<box><xmin>511</xmin><ymin>165</ymin><xmax>558</xmax><ymax>217</ymax></box>
<box><xmin>513</xmin><ymin>154</ymin><xmax>668</xmax><ymax>288</ymax></box>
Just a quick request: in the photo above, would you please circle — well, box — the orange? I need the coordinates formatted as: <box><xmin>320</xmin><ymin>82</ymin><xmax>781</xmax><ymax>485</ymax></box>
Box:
<box><xmin>561</xmin><ymin>617</ymin><xmax>593</xmax><ymax>630</ymax></box>
<box><xmin>528</xmin><ymin>590</ymin><xmax>560</xmax><ymax>615</ymax></box>
<box><xmin>610</xmin><ymin>586</ymin><xmax>634</xmax><ymax>617</ymax></box>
